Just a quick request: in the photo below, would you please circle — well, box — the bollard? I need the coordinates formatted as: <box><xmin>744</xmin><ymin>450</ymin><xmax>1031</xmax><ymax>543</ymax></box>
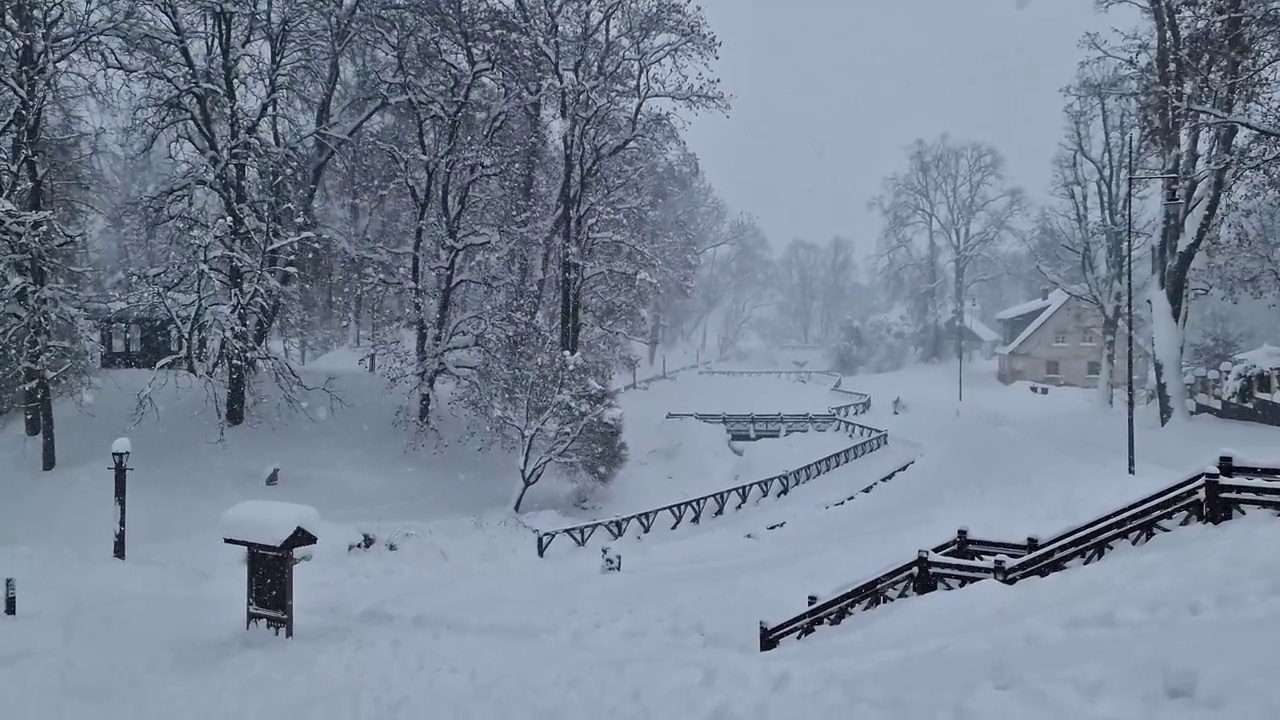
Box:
<box><xmin>4</xmin><ymin>578</ymin><xmax>14</xmax><ymax>616</ymax></box>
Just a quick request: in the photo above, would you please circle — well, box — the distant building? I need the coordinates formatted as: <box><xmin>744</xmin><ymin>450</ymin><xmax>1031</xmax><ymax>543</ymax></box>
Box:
<box><xmin>944</xmin><ymin>299</ymin><xmax>998</xmax><ymax>360</ymax></box>
<box><xmin>87</xmin><ymin>302</ymin><xmax>180</xmax><ymax>370</ymax></box>
<box><xmin>994</xmin><ymin>287</ymin><xmax>1148</xmax><ymax>388</ymax></box>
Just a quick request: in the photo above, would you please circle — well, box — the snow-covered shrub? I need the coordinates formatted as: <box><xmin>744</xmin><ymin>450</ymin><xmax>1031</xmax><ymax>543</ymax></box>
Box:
<box><xmin>829</xmin><ymin>313</ymin><xmax>912</xmax><ymax>375</ymax></box>
<box><xmin>468</xmin><ymin>324</ymin><xmax>629</xmax><ymax>513</ymax></box>
<box><xmin>566</xmin><ymin>394</ymin><xmax>628</xmax><ymax>504</ymax></box>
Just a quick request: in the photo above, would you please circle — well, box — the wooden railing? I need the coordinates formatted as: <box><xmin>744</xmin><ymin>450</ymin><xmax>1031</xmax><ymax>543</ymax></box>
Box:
<box><xmin>536</xmin><ymin>429</ymin><xmax>890</xmax><ymax>557</ymax></box>
<box><xmin>664</xmin><ymin>412</ymin><xmax>880</xmax><ymax>441</ymax></box>
<box><xmin>535</xmin><ymin>372</ymin><xmax>886</xmax><ymax>557</ymax></box>
<box><xmin>759</xmin><ymin>455</ymin><xmax>1280</xmax><ymax>651</ymax></box>
<box><xmin>617</xmin><ymin>360</ymin><xmax>714</xmax><ymax>393</ymax></box>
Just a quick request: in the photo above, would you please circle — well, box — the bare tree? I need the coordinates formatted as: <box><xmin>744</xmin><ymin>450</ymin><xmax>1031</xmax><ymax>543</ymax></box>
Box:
<box><xmin>1031</xmin><ymin>67</ymin><xmax>1146</xmax><ymax>405</ymax></box>
<box><xmin>0</xmin><ymin>0</ymin><xmax>125</xmax><ymax>469</ymax></box>
<box><xmin>121</xmin><ymin>0</ymin><xmax>383</xmax><ymax>427</ymax></box>
<box><xmin>379</xmin><ymin>0</ymin><xmax>514</xmax><ymax>427</ymax></box>
<box><xmin>510</xmin><ymin>0</ymin><xmax>727</xmax><ymax>354</ymax></box>
<box><xmin>876</xmin><ymin>136</ymin><xmax>1022</xmax><ymax>362</ymax></box>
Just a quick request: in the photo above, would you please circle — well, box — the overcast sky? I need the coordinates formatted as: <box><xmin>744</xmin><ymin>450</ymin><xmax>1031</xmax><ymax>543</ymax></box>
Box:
<box><xmin>683</xmin><ymin>0</ymin><xmax>1118</xmax><ymax>255</ymax></box>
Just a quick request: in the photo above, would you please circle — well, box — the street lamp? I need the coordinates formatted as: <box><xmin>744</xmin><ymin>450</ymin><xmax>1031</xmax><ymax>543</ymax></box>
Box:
<box><xmin>1125</xmin><ymin>134</ymin><xmax>1180</xmax><ymax>477</ymax></box>
<box><xmin>111</xmin><ymin>437</ymin><xmax>131</xmax><ymax>560</ymax></box>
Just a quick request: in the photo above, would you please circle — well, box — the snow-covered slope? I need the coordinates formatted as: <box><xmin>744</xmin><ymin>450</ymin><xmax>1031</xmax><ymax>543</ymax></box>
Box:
<box><xmin>3</xmin><ymin>359</ymin><xmax>1280</xmax><ymax>718</ymax></box>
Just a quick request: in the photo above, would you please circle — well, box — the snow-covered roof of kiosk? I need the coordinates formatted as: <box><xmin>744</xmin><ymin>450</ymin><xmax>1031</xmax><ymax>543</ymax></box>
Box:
<box><xmin>221</xmin><ymin>500</ymin><xmax>320</xmax><ymax>548</ymax></box>
<box><xmin>1233</xmin><ymin>344</ymin><xmax>1280</xmax><ymax>371</ymax></box>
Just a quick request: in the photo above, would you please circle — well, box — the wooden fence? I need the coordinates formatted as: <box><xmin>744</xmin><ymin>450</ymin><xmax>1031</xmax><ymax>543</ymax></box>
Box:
<box><xmin>1185</xmin><ymin>365</ymin><xmax>1280</xmax><ymax>427</ymax></box>
<box><xmin>534</xmin><ymin>372</ymin><xmax>885</xmax><ymax>557</ymax></box>
<box><xmin>616</xmin><ymin>360</ymin><xmax>714</xmax><ymax>393</ymax></box>
<box><xmin>759</xmin><ymin>454</ymin><xmax>1280</xmax><ymax>652</ymax></box>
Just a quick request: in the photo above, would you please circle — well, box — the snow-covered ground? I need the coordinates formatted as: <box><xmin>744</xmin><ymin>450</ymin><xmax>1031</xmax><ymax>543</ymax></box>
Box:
<box><xmin>4</xmin><ymin>356</ymin><xmax>1280</xmax><ymax>718</ymax></box>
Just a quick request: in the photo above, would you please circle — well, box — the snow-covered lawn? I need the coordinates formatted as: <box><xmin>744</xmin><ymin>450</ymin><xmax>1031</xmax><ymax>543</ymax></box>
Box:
<box><xmin>4</xmin><ymin>357</ymin><xmax>1280</xmax><ymax>718</ymax></box>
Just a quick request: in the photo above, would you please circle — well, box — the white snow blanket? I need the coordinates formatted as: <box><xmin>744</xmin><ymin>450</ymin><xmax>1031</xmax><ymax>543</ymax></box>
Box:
<box><xmin>220</xmin><ymin>500</ymin><xmax>321</xmax><ymax>546</ymax></box>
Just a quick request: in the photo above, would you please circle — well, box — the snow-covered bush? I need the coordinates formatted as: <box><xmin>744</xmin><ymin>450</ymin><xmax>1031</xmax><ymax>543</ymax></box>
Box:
<box><xmin>468</xmin><ymin>325</ymin><xmax>629</xmax><ymax>513</ymax></box>
<box><xmin>828</xmin><ymin>313</ymin><xmax>913</xmax><ymax>375</ymax></box>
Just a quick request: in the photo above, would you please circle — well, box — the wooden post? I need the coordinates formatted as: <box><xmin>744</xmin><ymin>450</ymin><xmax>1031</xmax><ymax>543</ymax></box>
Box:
<box><xmin>1026</xmin><ymin>535</ymin><xmax>1040</xmax><ymax>555</ymax></box>
<box><xmin>759</xmin><ymin>620</ymin><xmax>777</xmax><ymax>652</ymax></box>
<box><xmin>1218</xmin><ymin>454</ymin><xmax>1235</xmax><ymax>478</ymax></box>
<box><xmin>1203</xmin><ymin>469</ymin><xmax>1225</xmax><ymax>525</ymax></box>
<box><xmin>993</xmin><ymin>557</ymin><xmax>1008</xmax><ymax>583</ymax></box>
<box><xmin>955</xmin><ymin>527</ymin><xmax>970</xmax><ymax>560</ymax></box>
<box><xmin>911</xmin><ymin>550</ymin><xmax>937</xmax><ymax>595</ymax></box>
<box><xmin>662</xmin><ymin>355</ymin><xmax>667</xmax><ymax>378</ymax></box>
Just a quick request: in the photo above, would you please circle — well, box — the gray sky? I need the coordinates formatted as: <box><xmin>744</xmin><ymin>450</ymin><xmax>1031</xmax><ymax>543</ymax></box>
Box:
<box><xmin>683</xmin><ymin>0</ymin><xmax>1114</xmax><ymax>254</ymax></box>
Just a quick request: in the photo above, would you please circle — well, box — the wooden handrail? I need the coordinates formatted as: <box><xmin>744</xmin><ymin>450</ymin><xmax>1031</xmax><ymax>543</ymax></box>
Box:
<box><xmin>759</xmin><ymin>457</ymin><xmax>1280</xmax><ymax>652</ymax></box>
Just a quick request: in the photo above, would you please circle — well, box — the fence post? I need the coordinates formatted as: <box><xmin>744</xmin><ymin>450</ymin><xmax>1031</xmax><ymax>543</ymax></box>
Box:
<box><xmin>1203</xmin><ymin>469</ymin><xmax>1225</xmax><ymax>525</ymax></box>
<box><xmin>662</xmin><ymin>355</ymin><xmax>667</xmax><ymax>378</ymax></box>
<box><xmin>4</xmin><ymin>578</ymin><xmax>13</xmax><ymax>616</ymax></box>
<box><xmin>1025</xmin><ymin>535</ymin><xmax>1040</xmax><ymax>555</ymax></box>
<box><xmin>1218</xmin><ymin>454</ymin><xmax>1235</xmax><ymax>479</ymax></box>
<box><xmin>992</xmin><ymin>557</ymin><xmax>1008</xmax><ymax>583</ymax></box>
<box><xmin>759</xmin><ymin>620</ymin><xmax>777</xmax><ymax>652</ymax></box>
<box><xmin>911</xmin><ymin>550</ymin><xmax>937</xmax><ymax>595</ymax></box>
<box><xmin>955</xmin><ymin>527</ymin><xmax>970</xmax><ymax>560</ymax></box>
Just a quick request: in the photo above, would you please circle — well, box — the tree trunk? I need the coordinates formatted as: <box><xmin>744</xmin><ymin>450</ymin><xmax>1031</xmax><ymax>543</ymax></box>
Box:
<box><xmin>512</xmin><ymin>481</ymin><xmax>532</xmax><ymax>514</ymax></box>
<box><xmin>226</xmin><ymin>353</ymin><xmax>248</xmax><ymax>427</ymax></box>
<box><xmin>22</xmin><ymin>362</ymin><xmax>40</xmax><ymax>437</ymax></box>
<box><xmin>1100</xmin><ymin>312</ymin><xmax>1119</xmax><ymax>407</ymax></box>
<box><xmin>1150</xmin><ymin>285</ymin><xmax>1189</xmax><ymax>426</ymax></box>
<box><xmin>38</xmin><ymin>375</ymin><xmax>54</xmax><ymax>472</ymax></box>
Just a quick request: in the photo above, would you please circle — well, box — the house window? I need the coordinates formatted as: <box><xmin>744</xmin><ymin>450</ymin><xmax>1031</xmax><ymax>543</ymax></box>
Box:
<box><xmin>1053</xmin><ymin>332</ymin><xmax>1068</xmax><ymax>346</ymax></box>
<box><xmin>1087</xmin><ymin>361</ymin><xmax>1101</xmax><ymax>377</ymax></box>
<box><xmin>1046</xmin><ymin>360</ymin><xmax>1061</xmax><ymax>377</ymax></box>
<box><xmin>110</xmin><ymin>324</ymin><xmax>127</xmax><ymax>353</ymax></box>
<box><xmin>1080</xmin><ymin>331</ymin><xmax>1097</xmax><ymax>346</ymax></box>
<box><xmin>128</xmin><ymin>324</ymin><xmax>142</xmax><ymax>353</ymax></box>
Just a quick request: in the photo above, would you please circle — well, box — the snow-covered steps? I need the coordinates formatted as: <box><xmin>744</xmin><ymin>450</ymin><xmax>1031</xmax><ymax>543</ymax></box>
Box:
<box><xmin>760</xmin><ymin>455</ymin><xmax>1280</xmax><ymax>652</ymax></box>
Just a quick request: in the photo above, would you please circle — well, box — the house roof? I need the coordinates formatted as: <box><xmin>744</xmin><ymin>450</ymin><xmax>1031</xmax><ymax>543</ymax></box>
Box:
<box><xmin>963</xmin><ymin>313</ymin><xmax>999</xmax><ymax>343</ymax></box>
<box><xmin>995</xmin><ymin>289</ymin><xmax>1070</xmax><ymax>355</ymax></box>
<box><xmin>995</xmin><ymin>290</ymin><xmax>1067</xmax><ymax>321</ymax></box>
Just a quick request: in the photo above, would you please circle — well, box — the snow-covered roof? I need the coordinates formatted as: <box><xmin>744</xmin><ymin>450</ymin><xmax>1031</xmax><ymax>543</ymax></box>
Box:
<box><xmin>963</xmin><ymin>313</ymin><xmax>999</xmax><ymax>343</ymax></box>
<box><xmin>1233</xmin><ymin>344</ymin><xmax>1280</xmax><ymax>371</ymax></box>
<box><xmin>995</xmin><ymin>290</ymin><xmax>1067</xmax><ymax>321</ymax></box>
<box><xmin>221</xmin><ymin>500</ymin><xmax>320</xmax><ymax>547</ymax></box>
<box><xmin>995</xmin><ymin>289</ymin><xmax>1071</xmax><ymax>355</ymax></box>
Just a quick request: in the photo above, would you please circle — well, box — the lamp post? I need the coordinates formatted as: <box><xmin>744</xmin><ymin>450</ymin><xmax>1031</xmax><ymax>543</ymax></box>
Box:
<box><xmin>1125</xmin><ymin>134</ymin><xmax>1180</xmax><ymax>477</ymax></box>
<box><xmin>111</xmin><ymin>437</ymin><xmax>131</xmax><ymax>560</ymax></box>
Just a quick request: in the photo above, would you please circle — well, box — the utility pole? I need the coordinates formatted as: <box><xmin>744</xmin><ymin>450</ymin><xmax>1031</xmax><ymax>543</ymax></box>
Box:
<box><xmin>1126</xmin><ymin>136</ymin><xmax>1136</xmax><ymax>477</ymax></box>
<box><xmin>1125</xmin><ymin>133</ymin><xmax>1180</xmax><ymax>477</ymax></box>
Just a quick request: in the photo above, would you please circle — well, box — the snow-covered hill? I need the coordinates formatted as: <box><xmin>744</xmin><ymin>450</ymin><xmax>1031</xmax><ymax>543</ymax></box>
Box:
<box><xmin>3</xmin><ymin>358</ymin><xmax>1280</xmax><ymax>718</ymax></box>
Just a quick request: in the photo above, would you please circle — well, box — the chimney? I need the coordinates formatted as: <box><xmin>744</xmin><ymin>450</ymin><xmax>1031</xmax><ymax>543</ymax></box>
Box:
<box><xmin>1040</xmin><ymin>286</ymin><xmax>1050</xmax><ymax>301</ymax></box>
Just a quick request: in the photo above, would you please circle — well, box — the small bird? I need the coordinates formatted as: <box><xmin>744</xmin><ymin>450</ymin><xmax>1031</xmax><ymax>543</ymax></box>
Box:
<box><xmin>265</xmin><ymin>468</ymin><xmax>280</xmax><ymax>486</ymax></box>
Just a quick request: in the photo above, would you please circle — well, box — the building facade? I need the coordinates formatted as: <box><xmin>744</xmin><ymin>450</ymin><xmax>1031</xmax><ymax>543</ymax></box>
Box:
<box><xmin>995</xmin><ymin>289</ymin><xmax>1148</xmax><ymax>389</ymax></box>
